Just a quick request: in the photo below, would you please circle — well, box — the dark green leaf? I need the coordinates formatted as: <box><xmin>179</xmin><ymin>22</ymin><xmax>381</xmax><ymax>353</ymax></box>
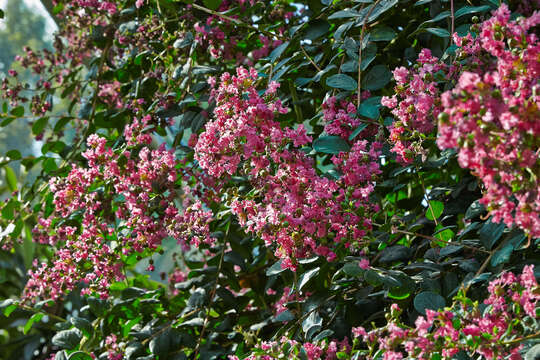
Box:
<box><xmin>328</xmin><ymin>10</ymin><xmax>360</xmax><ymax>19</ymax></box>
<box><xmin>361</xmin><ymin>65</ymin><xmax>391</xmax><ymax>90</ymax></box>
<box><xmin>202</xmin><ymin>0</ymin><xmax>222</xmax><ymax>10</ymax></box>
<box><xmin>266</xmin><ymin>260</ymin><xmax>287</xmax><ymax>276</ymax></box>
<box><xmin>370</xmin><ymin>26</ymin><xmax>396</xmax><ymax>41</ymax></box>
<box><xmin>313</xmin><ymin>136</ymin><xmax>350</xmax><ymax>154</ymax></box>
<box><xmin>360</xmin><ymin>43</ymin><xmax>377</xmax><ymax>71</ymax></box>
<box><xmin>525</xmin><ymin>344</ymin><xmax>540</xmax><ymax>360</ymax></box>
<box><xmin>52</xmin><ymin>328</ymin><xmax>82</xmax><ymax>350</ymax></box>
<box><xmin>491</xmin><ymin>244</ymin><xmax>513</xmax><ymax>267</ymax></box>
<box><xmin>68</xmin><ymin>352</ymin><xmax>93</xmax><ymax>360</ymax></box>
<box><xmin>326</xmin><ymin>74</ymin><xmax>357</xmax><ymax>91</ymax></box>
<box><xmin>358</xmin><ymin>0</ymin><xmax>398</xmax><ymax>23</ymax></box>
<box><xmin>32</xmin><ymin>117</ymin><xmax>49</xmax><ymax>135</ymax></box>
<box><xmin>269</xmin><ymin>41</ymin><xmax>289</xmax><ymax>63</ymax></box>
<box><xmin>304</xmin><ymin>19</ymin><xmax>330</xmax><ymax>40</ymax></box>
<box><xmin>70</xmin><ymin>317</ymin><xmax>93</xmax><ymax>337</ymax></box>
<box><xmin>6</xmin><ymin>150</ymin><xmax>21</xmax><ymax>160</ymax></box>
<box><xmin>299</xmin><ymin>267</ymin><xmax>320</xmax><ymax>290</ymax></box>
<box><xmin>425</xmin><ymin>28</ymin><xmax>450</xmax><ymax>38</ymax></box>
<box><xmin>479</xmin><ymin>219</ymin><xmax>505</xmax><ymax>250</ymax></box>
<box><xmin>454</xmin><ymin>5</ymin><xmax>490</xmax><ymax>19</ymax></box>
<box><xmin>357</xmin><ymin>96</ymin><xmax>382</xmax><ymax>119</ymax></box>
<box><xmin>149</xmin><ymin>329</ymin><xmax>171</xmax><ymax>357</ymax></box>
<box><xmin>274</xmin><ymin>309</ymin><xmax>295</xmax><ymax>322</ymax></box>
<box><xmin>302</xmin><ymin>311</ymin><xmax>322</xmax><ymax>340</ymax></box>
<box><xmin>465</xmin><ymin>201</ymin><xmax>485</xmax><ymax>220</ymax></box>
<box><xmin>342</xmin><ymin>262</ymin><xmax>363</xmax><ymax>277</ymax></box>
<box><xmin>10</xmin><ymin>106</ymin><xmax>24</xmax><ymax>117</ymax></box>
<box><xmin>413</xmin><ymin>291</ymin><xmax>445</xmax><ymax>315</ymax></box>
<box><xmin>348</xmin><ymin>123</ymin><xmax>368</xmax><ymax>141</ymax></box>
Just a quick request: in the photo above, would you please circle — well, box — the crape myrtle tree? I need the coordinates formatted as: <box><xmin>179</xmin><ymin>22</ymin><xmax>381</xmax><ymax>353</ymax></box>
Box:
<box><xmin>0</xmin><ymin>0</ymin><xmax>539</xmax><ymax>359</ymax></box>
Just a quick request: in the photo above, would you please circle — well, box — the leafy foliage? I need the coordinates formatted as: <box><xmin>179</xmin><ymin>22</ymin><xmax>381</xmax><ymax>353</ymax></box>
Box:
<box><xmin>0</xmin><ymin>0</ymin><xmax>539</xmax><ymax>359</ymax></box>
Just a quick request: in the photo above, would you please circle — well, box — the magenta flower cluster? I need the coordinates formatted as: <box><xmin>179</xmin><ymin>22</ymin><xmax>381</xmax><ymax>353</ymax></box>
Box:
<box><xmin>26</xmin><ymin>132</ymin><xmax>214</xmax><ymax>300</ymax></box>
<box><xmin>195</xmin><ymin>68</ymin><xmax>381</xmax><ymax>269</ymax></box>
<box><xmin>437</xmin><ymin>5</ymin><xmax>540</xmax><ymax>238</ymax></box>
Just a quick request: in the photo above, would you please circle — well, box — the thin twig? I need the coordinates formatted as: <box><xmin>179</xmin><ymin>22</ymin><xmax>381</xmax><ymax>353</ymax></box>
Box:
<box><xmin>501</xmin><ymin>331</ymin><xmax>540</xmax><ymax>345</ymax></box>
<box><xmin>415</xmin><ymin>164</ymin><xmax>439</xmax><ymax>227</ymax></box>
<box><xmin>357</xmin><ymin>0</ymin><xmax>382</xmax><ymax>107</ymax></box>
<box><xmin>190</xmin><ymin>3</ymin><xmax>285</xmax><ymax>41</ymax></box>
<box><xmin>193</xmin><ymin>222</ymin><xmax>230</xmax><ymax>357</ymax></box>
<box><xmin>450</xmin><ymin>0</ymin><xmax>455</xmax><ymax>41</ymax></box>
<box><xmin>18</xmin><ymin>304</ymin><xmax>66</xmax><ymax>323</ymax></box>
<box><xmin>300</xmin><ymin>44</ymin><xmax>322</xmax><ymax>72</ymax></box>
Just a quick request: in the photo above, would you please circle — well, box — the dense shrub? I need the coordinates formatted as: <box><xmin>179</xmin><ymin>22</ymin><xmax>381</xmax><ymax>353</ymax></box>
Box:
<box><xmin>0</xmin><ymin>1</ymin><xmax>538</xmax><ymax>359</ymax></box>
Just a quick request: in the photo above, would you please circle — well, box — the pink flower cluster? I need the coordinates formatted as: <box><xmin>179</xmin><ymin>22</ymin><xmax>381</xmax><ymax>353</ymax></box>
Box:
<box><xmin>437</xmin><ymin>5</ymin><xmax>540</xmax><ymax>237</ymax></box>
<box><xmin>191</xmin><ymin>0</ymin><xmax>286</xmax><ymax>63</ymax></box>
<box><xmin>195</xmin><ymin>68</ymin><xmax>381</xmax><ymax>269</ymax></box>
<box><xmin>228</xmin><ymin>336</ymin><xmax>352</xmax><ymax>360</ymax></box>
<box><xmin>381</xmin><ymin>49</ymin><xmax>447</xmax><ymax>163</ymax></box>
<box><xmin>355</xmin><ymin>266</ymin><xmax>539</xmax><ymax>359</ymax></box>
<box><xmin>26</xmin><ymin>132</ymin><xmax>214</xmax><ymax>300</ymax></box>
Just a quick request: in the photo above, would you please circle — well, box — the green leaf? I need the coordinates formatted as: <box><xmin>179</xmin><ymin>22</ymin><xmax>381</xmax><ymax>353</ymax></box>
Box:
<box><xmin>426</xmin><ymin>200</ymin><xmax>444</xmax><ymax>220</ymax></box>
<box><xmin>0</xmin><ymin>9</ymin><xmax>4</xmax><ymax>18</ymax></box>
<box><xmin>43</xmin><ymin>157</ymin><xmax>58</xmax><ymax>173</ymax></box>
<box><xmin>274</xmin><ymin>309</ymin><xmax>295</xmax><ymax>322</ymax></box>
<box><xmin>70</xmin><ymin>317</ymin><xmax>93</xmax><ymax>337</ymax></box>
<box><xmin>53</xmin><ymin>3</ymin><xmax>64</xmax><ymax>14</ymax></box>
<box><xmin>24</xmin><ymin>312</ymin><xmax>44</xmax><ymax>334</ymax></box>
<box><xmin>269</xmin><ymin>41</ymin><xmax>289</xmax><ymax>63</ymax></box>
<box><xmin>326</xmin><ymin>74</ymin><xmax>357</xmax><ymax>91</ymax></box>
<box><xmin>348</xmin><ymin>123</ymin><xmax>368</xmax><ymax>141</ymax></box>
<box><xmin>304</xmin><ymin>19</ymin><xmax>330</xmax><ymax>40</ymax></box>
<box><xmin>361</xmin><ymin>65</ymin><xmax>391</xmax><ymax>90</ymax></box>
<box><xmin>87</xmin><ymin>297</ymin><xmax>108</xmax><ymax>317</ymax></box>
<box><xmin>52</xmin><ymin>328</ymin><xmax>82</xmax><ymax>350</ymax></box>
<box><xmin>1</xmin><ymin>299</ymin><xmax>18</xmax><ymax>317</ymax></box>
<box><xmin>298</xmin><ymin>267</ymin><xmax>320</xmax><ymax>290</ymax></box>
<box><xmin>10</xmin><ymin>106</ymin><xmax>24</xmax><ymax>117</ymax></box>
<box><xmin>413</xmin><ymin>291</ymin><xmax>445</xmax><ymax>315</ymax></box>
<box><xmin>149</xmin><ymin>329</ymin><xmax>172</xmax><ymax>357</ymax></box>
<box><xmin>358</xmin><ymin>96</ymin><xmax>382</xmax><ymax>119</ymax></box>
<box><xmin>525</xmin><ymin>344</ymin><xmax>540</xmax><ymax>360</ymax></box>
<box><xmin>68</xmin><ymin>352</ymin><xmax>93</xmax><ymax>360</ymax></box>
<box><xmin>5</xmin><ymin>166</ymin><xmax>17</xmax><ymax>192</ymax></box>
<box><xmin>342</xmin><ymin>262</ymin><xmax>363</xmax><ymax>277</ymax></box>
<box><xmin>360</xmin><ymin>43</ymin><xmax>377</xmax><ymax>71</ymax></box>
<box><xmin>464</xmin><ymin>200</ymin><xmax>485</xmax><ymax>220</ymax></box>
<box><xmin>425</xmin><ymin>28</ymin><xmax>450</xmax><ymax>38</ymax></box>
<box><xmin>454</xmin><ymin>5</ymin><xmax>490</xmax><ymax>20</ymax></box>
<box><xmin>358</xmin><ymin>0</ymin><xmax>398</xmax><ymax>23</ymax></box>
<box><xmin>479</xmin><ymin>219</ymin><xmax>505</xmax><ymax>250</ymax></box>
<box><xmin>302</xmin><ymin>311</ymin><xmax>322</xmax><ymax>340</ymax></box>
<box><xmin>6</xmin><ymin>149</ymin><xmax>22</xmax><ymax>161</ymax></box>
<box><xmin>370</xmin><ymin>26</ymin><xmax>396</xmax><ymax>41</ymax></box>
<box><xmin>328</xmin><ymin>10</ymin><xmax>360</xmax><ymax>19</ymax></box>
<box><xmin>313</xmin><ymin>136</ymin><xmax>350</xmax><ymax>154</ymax></box>
<box><xmin>202</xmin><ymin>0</ymin><xmax>222</xmax><ymax>10</ymax></box>
<box><xmin>266</xmin><ymin>260</ymin><xmax>287</xmax><ymax>276</ymax></box>
<box><xmin>490</xmin><ymin>244</ymin><xmax>513</xmax><ymax>267</ymax></box>
<box><xmin>32</xmin><ymin>117</ymin><xmax>49</xmax><ymax>135</ymax></box>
